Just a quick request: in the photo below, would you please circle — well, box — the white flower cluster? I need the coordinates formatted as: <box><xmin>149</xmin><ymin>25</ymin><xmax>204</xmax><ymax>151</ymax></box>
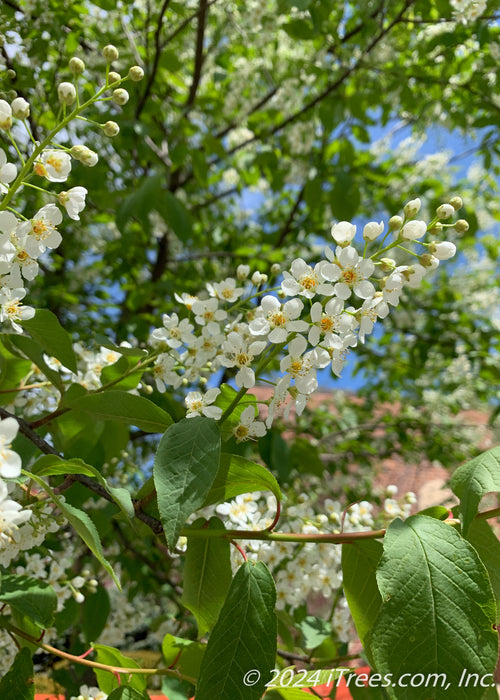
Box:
<box><xmin>450</xmin><ymin>0</ymin><xmax>487</xmax><ymax>23</ymax></box>
<box><xmin>212</xmin><ymin>481</ymin><xmax>416</xmax><ymax>641</ymax></box>
<box><xmin>151</xmin><ymin>197</ymin><xmax>461</xmax><ymax>441</ymax></box>
<box><xmin>0</xmin><ymin>46</ymin><xmax>144</xmax><ymax>335</ymax></box>
<box><xmin>0</xmin><ymin>417</ymin><xmax>33</xmax><ymax>555</ymax></box>
<box><xmin>70</xmin><ymin>686</ymin><xmax>108</xmax><ymax>700</ymax></box>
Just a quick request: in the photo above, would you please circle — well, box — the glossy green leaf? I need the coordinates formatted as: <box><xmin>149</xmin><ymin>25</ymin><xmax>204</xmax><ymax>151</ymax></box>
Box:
<box><xmin>0</xmin><ymin>575</ymin><xmax>57</xmax><ymax>629</ymax></box>
<box><xmin>467</xmin><ymin>519</ymin><xmax>500</xmax><ymax>624</ymax></box>
<box><xmin>182</xmin><ymin>517</ymin><xmax>232</xmax><ymax>638</ymax></box>
<box><xmin>21</xmin><ymin>308</ymin><xmax>77</xmax><ymax>373</ymax></box>
<box><xmin>342</xmin><ymin>539</ymin><xmax>383</xmax><ymax>647</ymax></box>
<box><xmin>450</xmin><ymin>446</ymin><xmax>500</xmax><ymax>536</ymax></box>
<box><xmin>67</xmin><ymin>390</ymin><xmax>173</xmax><ymax>432</ymax></box>
<box><xmin>3</xmin><ymin>333</ymin><xmax>63</xmax><ymax>390</ymax></box>
<box><xmin>366</xmin><ymin>516</ymin><xmax>497</xmax><ymax>700</ymax></box>
<box><xmin>154</xmin><ymin>417</ymin><xmax>221</xmax><ymax>548</ymax></box>
<box><xmin>82</xmin><ymin>586</ymin><xmax>111</xmax><ymax>643</ymax></box>
<box><xmin>195</xmin><ymin>561</ymin><xmax>277</xmax><ymax>700</ymax></box>
<box><xmin>296</xmin><ymin>616</ymin><xmax>331</xmax><ymax>650</ymax></box>
<box><xmin>0</xmin><ymin>648</ymin><xmax>34</xmax><ymax>700</ymax></box>
<box><xmin>203</xmin><ymin>453</ymin><xmax>281</xmax><ymax>507</ymax></box>
<box><xmin>162</xmin><ymin>634</ymin><xmax>206</xmax><ymax>679</ymax></box>
<box><xmin>94</xmin><ymin>644</ymin><xmax>147</xmax><ymax>693</ymax></box>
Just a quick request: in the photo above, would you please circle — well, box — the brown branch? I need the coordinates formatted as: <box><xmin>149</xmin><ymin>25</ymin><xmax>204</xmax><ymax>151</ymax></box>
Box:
<box><xmin>161</xmin><ymin>0</ymin><xmax>219</xmax><ymax>49</ymax></box>
<box><xmin>185</xmin><ymin>0</ymin><xmax>209</xmax><ymax>111</ymax></box>
<box><xmin>135</xmin><ymin>0</ymin><xmax>172</xmax><ymax>119</ymax></box>
<box><xmin>275</xmin><ymin>184</ymin><xmax>306</xmax><ymax>248</ymax></box>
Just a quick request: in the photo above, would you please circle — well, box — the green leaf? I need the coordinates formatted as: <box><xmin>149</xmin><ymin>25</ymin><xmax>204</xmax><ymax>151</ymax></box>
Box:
<box><xmin>450</xmin><ymin>446</ymin><xmax>500</xmax><ymax>536</ymax></box>
<box><xmin>203</xmin><ymin>453</ymin><xmax>281</xmax><ymax>507</ymax></box>
<box><xmin>3</xmin><ymin>333</ymin><xmax>63</xmax><ymax>390</ymax></box>
<box><xmin>107</xmin><ymin>687</ymin><xmax>150</xmax><ymax>700</ymax></box>
<box><xmin>67</xmin><ymin>390</ymin><xmax>173</xmax><ymax>432</ymax></box>
<box><xmin>467</xmin><ymin>519</ymin><xmax>500</xmax><ymax>624</ymax></box>
<box><xmin>0</xmin><ymin>648</ymin><xmax>34</xmax><ymax>700</ymax></box>
<box><xmin>195</xmin><ymin>561</ymin><xmax>277</xmax><ymax>700</ymax></box>
<box><xmin>296</xmin><ymin>616</ymin><xmax>331</xmax><ymax>649</ymax></box>
<box><xmin>366</xmin><ymin>516</ymin><xmax>498</xmax><ymax>700</ymax></box>
<box><xmin>82</xmin><ymin>586</ymin><xmax>111</xmax><ymax>643</ymax></box>
<box><xmin>154</xmin><ymin>417</ymin><xmax>221</xmax><ymax>548</ymax></box>
<box><xmin>181</xmin><ymin>517</ymin><xmax>232</xmax><ymax>638</ymax></box>
<box><xmin>0</xmin><ymin>575</ymin><xmax>57</xmax><ymax>629</ymax></box>
<box><xmin>342</xmin><ymin>539</ymin><xmax>383</xmax><ymax>648</ymax></box>
<box><xmin>93</xmin><ymin>644</ymin><xmax>147</xmax><ymax>694</ymax></box>
<box><xmin>159</xmin><ymin>190</ymin><xmax>193</xmax><ymax>242</ymax></box>
<box><xmin>21</xmin><ymin>308</ymin><xmax>77</xmax><ymax>373</ymax></box>
<box><xmin>0</xmin><ymin>339</ymin><xmax>31</xmax><ymax>400</ymax></box>
<box><xmin>162</xmin><ymin>634</ymin><xmax>206</xmax><ymax>678</ymax></box>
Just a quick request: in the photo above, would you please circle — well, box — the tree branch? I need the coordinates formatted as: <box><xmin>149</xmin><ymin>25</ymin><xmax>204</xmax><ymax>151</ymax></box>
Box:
<box><xmin>135</xmin><ymin>0</ymin><xmax>172</xmax><ymax>119</ymax></box>
<box><xmin>275</xmin><ymin>184</ymin><xmax>306</xmax><ymax>248</ymax></box>
<box><xmin>185</xmin><ymin>0</ymin><xmax>209</xmax><ymax>111</ymax></box>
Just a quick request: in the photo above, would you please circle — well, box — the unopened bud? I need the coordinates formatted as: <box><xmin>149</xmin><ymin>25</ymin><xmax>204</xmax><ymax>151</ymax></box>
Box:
<box><xmin>58</xmin><ymin>82</ymin><xmax>77</xmax><ymax>106</ymax></box>
<box><xmin>128</xmin><ymin>65</ymin><xmax>144</xmax><ymax>81</ymax></box>
<box><xmin>403</xmin><ymin>198</ymin><xmax>421</xmax><ymax>217</ymax></box>
<box><xmin>69</xmin><ymin>57</ymin><xmax>85</xmax><ymax>75</ymax></box>
<box><xmin>379</xmin><ymin>257</ymin><xmax>396</xmax><ymax>272</ymax></box>
<box><xmin>6</xmin><ymin>69</ymin><xmax>16</xmax><ymax>80</ymax></box>
<box><xmin>449</xmin><ymin>196</ymin><xmax>463</xmax><ymax>210</ymax></box>
<box><xmin>419</xmin><ymin>253</ymin><xmax>439</xmax><ymax>269</ymax></box>
<box><xmin>271</xmin><ymin>263</ymin><xmax>281</xmax><ymax>275</ymax></box>
<box><xmin>103</xmin><ymin>44</ymin><xmax>119</xmax><ymax>62</ymax></box>
<box><xmin>0</xmin><ymin>99</ymin><xmax>12</xmax><ymax>130</ymax></box>
<box><xmin>428</xmin><ymin>241</ymin><xmax>456</xmax><ymax>260</ymax></box>
<box><xmin>388</xmin><ymin>215</ymin><xmax>403</xmax><ymax>231</ymax></box>
<box><xmin>436</xmin><ymin>203</ymin><xmax>454</xmax><ymax>220</ymax></box>
<box><xmin>428</xmin><ymin>222</ymin><xmax>443</xmax><ymax>235</ymax></box>
<box><xmin>70</xmin><ymin>144</ymin><xmax>98</xmax><ymax>167</ymax></box>
<box><xmin>454</xmin><ymin>219</ymin><xmax>469</xmax><ymax>233</ymax></box>
<box><xmin>112</xmin><ymin>88</ymin><xmax>129</xmax><ymax>105</ymax></box>
<box><xmin>11</xmin><ymin>97</ymin><xmax>30</xmax><ymax>120</ymax></box>
<box><xmin>103</xmin><ymin>120</ymin><xmax>120</xmax><ymax>137</ymax></box>
<box><xmin>236</xmin><ymin>264</ymin><xmax>250</xmax><ymax>280</ymax></box>
<box><xmin>108</xmin><ymin>71</ymin><xmax>121</xmax><ymax>84</ymax></box>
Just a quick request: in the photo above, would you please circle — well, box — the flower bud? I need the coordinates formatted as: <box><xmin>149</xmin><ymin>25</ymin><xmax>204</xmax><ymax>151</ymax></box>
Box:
<box><xmin>436</xmin><ymin>203</ymin><xmax>454</xmax><ymax>220</ymax></box>
<box><xmin>419</xmin><ymin>253</ymin><xmax>439</xmax><ymax>269</ymax></box>
<box><xmin>428</xmin><ymin>222</ymin><xmax>443</xmax><ymax>235</ymax></box>
<box><xmin>108</xmin><ymin>71</ymin><xmax>121</xmax><ymax>84</ymax></box>
<box><xmin>400</xmin><ymin>220</ymin><xmax>427</xmax><ymax>241</ymax></box>
<box><xmin>403</xmin><ymin>198</ymin><xmax>421</xmax><ymax>217</ymax></box>
<box><xmin>388</xmin><ymin>215</ymin><xmax>403</xmax><ymax>231</ymax></box>
<box><xmin>58</xmin><ymin>82</ymin><xmax>77</xmax><ymax>106</ymax></box>
<box><xmin>363</xmin><ymin>220</ymin><xmax>384</xmax><ymax>241</ymax></box>
<box><xmin>112</xmin><ymin>88</ymin><xmax>129</xmax><ymax>105</ymax></box>
<box><xmin>103</xmin><ymin>44</ymin><xmax>119</xmax><ymax>62</ymax></box>
<box><xmin>128</xmin><ymin>65</ymin><xmax>144</xmax><ymax>81</ymax></box>
<box><xmin>0</xmin><ymin>100</ymin><xmax>12</xmax><ymax>130</ymax></box>
<box><xmin>6</xmin><ymin>69</ymin><xmax>15</xmax><ymax>80</ymax></box>
<box><xmin>102</xmin><ymin>120</ymin><xmax>120</xmax><ymax>137</ymax></box>
<box><xmin>11</xmin><ymin>97</ymin><xmax>30</xmax><ymax>119</ymax></box>
<box><xmin>454</xmin><ymin>219</ymin><xmax>469</xmax><ymax>233</ymax></box>
<box><xmin>70</xmin><ymin>144</ymin><xmax>98</xmax><ymax>167</ymax></box>
<box><xmin>379</xmin><ymin>257</ymin><xmax>396</xmax><ymax>272</ymax></box>
<box><xmin>251</xmin><ymin>271</ymin><xmax>267</xmax><ymax>285</ymax></box>
<box><xmin>271</xmin><ymin>263</ymin><xmax>281</xmax><ymax>275</ymax></box>
<box><xmin>449</xmin><ymin>196</ymin><xmax>463</xmax><ymax>210</ymax></box>
<box><xmin>428</xmin><ymin>241</ymin><xmax>456</xmax><ymax>260</ymax></box>
<box><xmin>331</xmin><ymin>221</ymin><xmax>356</xmax><ymax>245</ymax></box>
<box><xmin>69</xmin><ymin>57</ymin><xmax>85</xmax><ymax>75</ymax></box>
<box><xmin>236</xmin><ymin>264</ymin><xmax>250</xmax><ymax>280</ymax></box>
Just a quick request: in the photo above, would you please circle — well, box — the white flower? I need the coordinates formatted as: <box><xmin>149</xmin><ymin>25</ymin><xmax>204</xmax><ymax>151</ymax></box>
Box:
<box><xmin>380</xmin><ymin>270</ymin><xmax>404</xmax><ymax>306</ymax></box>
<box><xmin>17</xmin><ymin>204</ymin><xmax>63</xmax><ymax>256</ymax></box>
<box><xmin>185</xmin><ymin>388</ymin><xmax>222</xmax><ymax>419</ymax></box>
<box><xmin>59</xmin><ymin>187</ymin><xmax>88</xmax><ymax>220</ymax></box>
<box><xmin>0</xmin><ymin>418</ymin><xmax>22</xmax><ymax>478</ymax></box>
<box><xmin>280</xmin><ymin>335</ymin><xmax>317</xmax><ymax>394</ymax></box>
<box><xmin>281</xmin><ymin>258</ymin><xmax>335</xmax><ymax>299</ymax></box>
<box><xmin>363</xmin><ymin>220</ymin><xmax>384</xmax><ymax>241</ymax></box>
<box><xmin>249</xmin><ymin>295</ymin><xmax>308</xmax><ymax>343</ymax></box>
<box><xmin>0</xmin><ymin>211</ymin><xmax>17</xmax><ymax>257</ymax></box>
<box><xmin>0</xmin><ymin>479</ymin><xmax>32</xmax><ymax>543</ymax></box>
<box><xmin>192</xmin><ymin>298</ymin><xmax>227</xmax><ymax>334</ymax></box>
<box><xmin>0</xmin><ymin>287</ymin><xmax>35</xmax><ymax>333</ymax></box>
<box><xmin>217</xmin><ymin>493</ymin><xmax>260</xmax><ymax>526</ymax></box>
<box><xmin>403</xmin><ymin>198</ymin><xmax>421</xmax><ymax>217</ymax></box>
<box><xmin>308</xmin><ymin>298</ymin><xmax>352</xmax><ymax>346</ymax></box>
<box><xmin>150</xmin><ymin>313</ymin><xmax>194</xmax><ymax>349</ymax></box>
<box><xmin>35</xmin><ymin>149</ymin><xmax>72</xmax><ymax>182</ymax></box>
<box><xmin>331</xmin><ymin>221</ymin><xmax>356</xmax><ymax>245</ymax></box>
<box><xmin>398</xmin><ymin>264</ymin><xmax>426</xmax><ymax>288</ymax></box>
<box><xmin>70</xmin><ymin>686</ymin><xmax>108</xmax><ymax>700</ymax></box>
<box><xmin>220</xmin><ymin>332</ymin><xmax>266</xmax><ymax>388</ymax></box>
<box><xmin>232</xmin><ymin>406</ymin><xmax>266</xmax><ymax>442</ymax></box>
<box><xmin>325</xmin><ymin>246</ymin><xmax>375</xmax><ymax>299</ymax></box>
<box><xmin>153</xmin><ymin>352</ymin><xmax>182</xmax><ymax>392</ymax></box>
<box><xmin>0</xmin><ymin>149</ymin><xmax>17</xmax><ymax>192</ymax></box>
<box><xmin>207</xmin><ymin>277</ymin><xmax>244</xmax><ymax>303</ymax></box>
<box><xmin>356</xmin><ymin>295</ymin><xmax>389</xmax><ymax>343</ymax></box>
<box><xmin>400</xmin><ymin>220</ymin><xmax>427</xmax><ymax>241</ymax></box>
<box><xmin>236</xmin><ymin>264</ymin><xmax>250</xmax><ymax>280</ymax></box>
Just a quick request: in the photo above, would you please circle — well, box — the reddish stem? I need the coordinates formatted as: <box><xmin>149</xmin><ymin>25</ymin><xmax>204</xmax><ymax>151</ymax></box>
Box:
<box><xmin>230</xmin><ymin>540</ymin><xmax>248</xmax><ymax>562</ymax></box>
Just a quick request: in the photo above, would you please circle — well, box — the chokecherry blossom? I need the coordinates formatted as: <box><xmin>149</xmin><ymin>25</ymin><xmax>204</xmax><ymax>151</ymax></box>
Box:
<box><xmin>249</xmin><ymin>295</ymin><xmax>308</xmax><ymax>343</ymax></box>
<box><xmin>185</xmin><ymin>388</ymin><xmax>222</xmax><ymax>419</ymax></box>
<box><xmin>0</xmin><ymin>418</ymin><xmax>22</xmax><ymax>478</ymax></box>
